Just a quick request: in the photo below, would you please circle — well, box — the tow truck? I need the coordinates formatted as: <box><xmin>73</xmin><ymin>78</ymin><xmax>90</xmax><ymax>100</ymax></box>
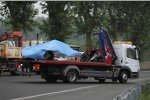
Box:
<box><xmin>17</xmin><ymin>28</ymin><xmax>140</xmax><ymax>83</ymax></box>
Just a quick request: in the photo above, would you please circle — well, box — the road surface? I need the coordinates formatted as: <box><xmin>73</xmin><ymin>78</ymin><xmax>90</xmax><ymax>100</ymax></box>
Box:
<box><xmin>0</xmin><ymin>71</ymin><xmax>150</xmax><ymax>100</ymax></box>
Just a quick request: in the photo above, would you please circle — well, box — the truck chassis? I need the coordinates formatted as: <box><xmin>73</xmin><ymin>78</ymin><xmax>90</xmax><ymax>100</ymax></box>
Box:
<box><xmin>18</xmin><ymin>60</ymin><xmax>132</xmax><ymax>84</ymax></box>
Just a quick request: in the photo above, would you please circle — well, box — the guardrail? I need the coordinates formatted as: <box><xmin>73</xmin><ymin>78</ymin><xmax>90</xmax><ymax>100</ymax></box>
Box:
<box><xmin>114</xmin><ymin>80</ymin><xmax>150</xmax><ymax>100</ymax></box>
<box><xmin>114</xmin><ymin>84</ymin><xmax>141</xmax><ymax>100</ymax></box>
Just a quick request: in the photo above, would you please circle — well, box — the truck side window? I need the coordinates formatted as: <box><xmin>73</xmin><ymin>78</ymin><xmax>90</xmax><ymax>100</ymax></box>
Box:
<box><xmin>8</xmin><ymin>41</ymin><xmax>15</xmax><ymax>47</ymax></box>
<box><xmin>127</xmin><ymin>48</ymin><xmax>136</xmax><ymax>59</ymax></box>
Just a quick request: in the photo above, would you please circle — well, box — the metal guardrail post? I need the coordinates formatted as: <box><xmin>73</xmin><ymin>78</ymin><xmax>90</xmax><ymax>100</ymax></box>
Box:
<box><xmin>114</xmin><ymin>84</ymin><xmax>142</xmax><ymax>100</ymax></box>
<box><xmin>114</xmin><ymin>80</ymin><xmax>150</xmax><ymax>100</ymax></box>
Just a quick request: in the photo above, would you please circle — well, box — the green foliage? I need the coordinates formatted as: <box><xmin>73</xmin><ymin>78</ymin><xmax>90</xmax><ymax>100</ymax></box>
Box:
<box><xmin>38</xmin><ymin>1</ymin><xmax>149</xmax><ymax>55</ymax></box>
<box><xmin>0</xmin><ymin>18</ymin><xmax>11</xmax><ymax>33</ymax></box>
<box><xmin>0</xmin><ymin>1</ymin><xmax>150</xmax><ymax>61</ymax></box>
<box><xmin>40</xmin><ymin>1</ymin><xmax>76</xmax><ymax>41</ymax></box>
<box><xmin>142</xmin><ymin>94</ymin><xmax>150</xmax><ymax>100</ymax></box>
<box><xmin>22</xmin><ymin>17</ymin><xmax>48</xmax><ymax>41</ymax></box>
<box><xmin>73</xmin><ymin>1</ymin><xmax>105</xmax><ymax>49</ymax></box>
<box><xmin>72</xmin><ymin>1</ymin><xmax>150</xmax><ymax>51</ymax></box>
<box><xmin>0</xmin><ymin>1</ymin><xmax>37</xmax><ymax>31</ymax></box>
<box><xmin>66</xmin><ymin>34</ymin><xmax>86</xmax><ymax>51</ymax></box>
<box><xmin>142</xmin><ymin>81</ymin><xmax>150</xmax><ymax>100</ymax></box>
<box><xmin>66</xmin><ymin>1</ymin><xmax>150</xmax><ymax>58</ymax></box>
<box><xmin>104</xmin><ymin>2</ymin><xmax>150</xmax><ymax>50</ymax></box>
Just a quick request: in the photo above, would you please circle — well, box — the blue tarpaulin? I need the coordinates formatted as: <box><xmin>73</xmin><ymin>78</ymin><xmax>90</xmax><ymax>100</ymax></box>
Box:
<box><xmin>22</xmin><ymin>40</ymin><xmax>81</xmax><ymax>59</ymax></box>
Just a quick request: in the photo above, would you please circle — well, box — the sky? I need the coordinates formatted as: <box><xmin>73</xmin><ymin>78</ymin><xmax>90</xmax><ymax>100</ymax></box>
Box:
<box><xmin>34</xmin><ymin>1</ymin><xmax>48</xmax><ymax>18</ymax></box>
<box><xmin>0</xmin><ymin>1</ymin><xmax>48</xmax><ymax>18</ymax></box>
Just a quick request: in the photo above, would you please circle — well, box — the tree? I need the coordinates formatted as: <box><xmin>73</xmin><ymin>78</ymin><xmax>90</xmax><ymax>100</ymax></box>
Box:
<box><xmin>0</xmin><ymin>1</ymin><xmax>37</xmax><ymax>32</ymax></box>
<box><xmin>125</xmin><ymin>2</ymin><xmax>150</xmax><ymax>50</ymax></box>
<box><xmin>106</xmin><ymin>2</ymin><xmax>150</xmax><ymax>50</ymax></box>
<box><xmin>74</xmin><ymin>1</ymin><xmax>105</xmax><ymax>50</ymax></box>
<box><xmin>40</xmin><ymin>1</ymin><xmax>75</xmax><ymax>41</ymax></box>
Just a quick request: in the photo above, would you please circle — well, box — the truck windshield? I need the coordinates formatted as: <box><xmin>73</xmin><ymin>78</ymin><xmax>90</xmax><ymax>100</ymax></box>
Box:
<box><xmin>127</xmin><ymin>48</ymin><xmax>137</xmax><ymax>59</ymax></box>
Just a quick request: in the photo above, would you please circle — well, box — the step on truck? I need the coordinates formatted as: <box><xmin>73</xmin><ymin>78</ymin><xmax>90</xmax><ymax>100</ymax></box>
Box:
<box><xmin>18</xmin><ymin>28</ymin><xmax>140</xmax><ymax>83</ymax></box>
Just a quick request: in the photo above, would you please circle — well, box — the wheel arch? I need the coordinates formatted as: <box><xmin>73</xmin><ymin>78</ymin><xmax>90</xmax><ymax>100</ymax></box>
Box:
<box><xmin>63</xmin><ymin>65</ymin><xmax>80</xmax><ymax>76</ymax></box>
<box><xmin>119</xmin><ymin>67</ymin><xmax>132</xmax><ymax>78</ymax></box>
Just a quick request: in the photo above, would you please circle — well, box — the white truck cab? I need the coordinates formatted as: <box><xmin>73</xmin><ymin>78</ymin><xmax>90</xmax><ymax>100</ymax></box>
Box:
<box><xmin>113</xmin><ymin>42</ymin><xmax>140</xmax><ymax>78</ymax></box>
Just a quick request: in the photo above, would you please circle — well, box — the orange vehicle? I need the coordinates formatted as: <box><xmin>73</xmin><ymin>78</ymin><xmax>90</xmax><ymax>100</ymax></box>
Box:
<box><xmin>0</xmin><ymin>32</ymin><xmax>22</xmax><ymax>75</ymax></box>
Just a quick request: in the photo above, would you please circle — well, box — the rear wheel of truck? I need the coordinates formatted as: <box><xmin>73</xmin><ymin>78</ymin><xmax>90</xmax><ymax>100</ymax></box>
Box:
<box><xmin>45</xmin><ymin>76</ymin><xmax>58</xmax><ymax>83</ymax></box>
<box><xmin>118</xmin><ymin>71</ymin><xmax>128</xmax><ymax>83</ymax></box>
<box><xmin>0</xmin><ymin>71</ymin><xmax>2</xmax><ymax>74</ymax></box>
<box><xmin>64</xmin><ymin>70</ymin><xmax>78</xmax><ymax>83</ymax></box>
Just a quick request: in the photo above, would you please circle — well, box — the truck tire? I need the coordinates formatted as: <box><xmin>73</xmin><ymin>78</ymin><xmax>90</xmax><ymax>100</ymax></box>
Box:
<box><xmin>45</xmin><ymin>77</ymin><xmax>58</xmax><ymax>83</ymax></box>
<box><xmin>118</xmin><ymin>71</ymin><xmax>128</xmax><ymax>83</ymax></box>
<box><xmin>0</xmin><ymin>70</ymin><xmax>2</xmax><ymax>74</ymax></box>
<box><xmin>64</xmin><ymin>70</ymin><xmax>78</xmax><ymax>83</ymax></box>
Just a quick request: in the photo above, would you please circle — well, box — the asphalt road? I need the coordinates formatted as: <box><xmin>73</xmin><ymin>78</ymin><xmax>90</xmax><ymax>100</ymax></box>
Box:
<box><xmin>0</xmin><ymin>71</ymin><xmax>150</xmax><ymax>100</ymax></box>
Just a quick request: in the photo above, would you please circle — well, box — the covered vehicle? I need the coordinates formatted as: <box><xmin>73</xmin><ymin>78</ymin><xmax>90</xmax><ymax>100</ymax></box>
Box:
<box><xmin>22</xmin><ymin>40</ymin><xmax>81</xmax><ymax>60</ymax></box>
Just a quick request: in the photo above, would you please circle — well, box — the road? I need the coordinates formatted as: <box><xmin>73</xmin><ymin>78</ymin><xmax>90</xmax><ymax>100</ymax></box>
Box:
<box><xmin>0</xmin><ymin>71</ymin><xmax>150</xmax><ymax>100</ymax></box>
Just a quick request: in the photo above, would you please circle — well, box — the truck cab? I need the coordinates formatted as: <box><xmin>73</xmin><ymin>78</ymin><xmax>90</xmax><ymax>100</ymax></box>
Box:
<box><xmin>113</xmin><ymin>41</ymin><xmax>140</xmax><ymax>78</ymax></box>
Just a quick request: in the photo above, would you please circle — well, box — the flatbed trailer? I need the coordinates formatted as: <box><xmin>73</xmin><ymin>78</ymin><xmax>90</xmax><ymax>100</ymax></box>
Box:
<box><xmin>17</xmin><ymin>60</ymin><xmax>130</xmax><ymax>84</ymax></box>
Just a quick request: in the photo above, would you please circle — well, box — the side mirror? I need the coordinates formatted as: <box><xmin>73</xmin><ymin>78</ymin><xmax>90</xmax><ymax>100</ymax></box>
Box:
<box><xmin>134</xmin><ymin>48</ymin><xmax>139</xmax><ymax>60</ymax></box>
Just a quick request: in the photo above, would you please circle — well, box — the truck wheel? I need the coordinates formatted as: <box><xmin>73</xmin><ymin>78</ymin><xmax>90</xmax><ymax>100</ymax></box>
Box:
<box><xmin>119</xmin><ymin>71</ymin><xmax>128</xmax><ymax>83</ymax></box>
<box><xmin>45</xmin><ymin>77</ymin><xmax>57</xmax><ymax>83</ymax></box>
<box><xmin>0</xmin><ymin>71</ymin><xmax>2</xmax><ymax>74</ymax></box>
<box><xmin>65</xmin><ymin>70</ymin><xmax>78</xmax><ymax>83</ymax></box>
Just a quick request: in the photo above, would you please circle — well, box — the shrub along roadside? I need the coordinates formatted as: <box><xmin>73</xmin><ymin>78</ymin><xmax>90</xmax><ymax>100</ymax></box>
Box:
<box><xmin>142</xmin><ymin>80</ymin><xmax>150</xmax><ymax>100</ymax></box>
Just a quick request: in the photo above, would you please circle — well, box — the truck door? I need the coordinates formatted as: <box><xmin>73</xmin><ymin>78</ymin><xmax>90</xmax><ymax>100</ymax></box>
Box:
<box><xmin>125</xmin><ymin>47</ymin><xmax>140</xmax><ymax>73</ymax></box>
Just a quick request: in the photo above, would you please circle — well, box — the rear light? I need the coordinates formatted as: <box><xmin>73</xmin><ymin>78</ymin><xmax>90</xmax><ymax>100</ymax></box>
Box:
<box><xmin>16</xmin><ymin>63</ymin><xmax>21</xmax><ymax>69</ymax></box>
<box><xmin>33</xmin><ymin>64</ymin><xmax>40</xmax><ymax>71</ymax></box>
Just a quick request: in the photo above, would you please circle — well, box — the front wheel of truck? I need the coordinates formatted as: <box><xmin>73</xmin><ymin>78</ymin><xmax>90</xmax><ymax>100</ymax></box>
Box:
<box><xmin>118</xmin><ymin>71</ymin><xmax>128</xmax><ymax>83</ymax></box>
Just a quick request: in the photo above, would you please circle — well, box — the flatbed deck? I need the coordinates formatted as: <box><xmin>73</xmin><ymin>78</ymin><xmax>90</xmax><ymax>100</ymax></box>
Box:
<box><xmin>32</xmin><ymin>60</ymin><xmax>113</xmax><ymax>67</ymax></box>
